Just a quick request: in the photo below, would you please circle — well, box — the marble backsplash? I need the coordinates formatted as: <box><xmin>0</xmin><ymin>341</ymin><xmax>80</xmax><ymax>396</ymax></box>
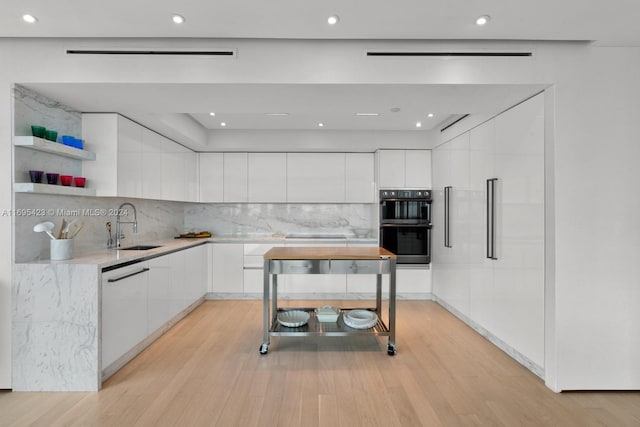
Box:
<box><xmin>184</xmin><ymin>203</ymin><xmax>377</xmax><ymax>237</ymax></box>
<box><xmin>14</xmin><ymin>194</ymin><xmax>184</xmax><ymax>262</ymax></box>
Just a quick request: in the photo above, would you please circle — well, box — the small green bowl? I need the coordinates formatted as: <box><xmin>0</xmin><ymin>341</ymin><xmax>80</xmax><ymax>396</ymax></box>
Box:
<box><xmin>31</xmin><ymin>125</ymin><xmax>46</xmax><ymax>138</ymax></box>
<box><xmin>44</xmin><ymin>129</ymin><xmax>58</xmax><ymax>142</ymax></box>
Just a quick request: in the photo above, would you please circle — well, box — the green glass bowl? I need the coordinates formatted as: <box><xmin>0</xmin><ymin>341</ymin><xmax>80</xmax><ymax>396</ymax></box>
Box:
<box><xmin>31</xmin><ymin>125</ymin><xmax>46</xmax><ymax>138</ymax></box>
<box><xmin>44</xmin><ymin>129</ymin><xmax>58</xmax><ymax>142</ymax></box>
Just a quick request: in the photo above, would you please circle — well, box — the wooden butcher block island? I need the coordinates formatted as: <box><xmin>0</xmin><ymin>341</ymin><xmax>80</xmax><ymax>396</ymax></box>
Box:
<box><xmin>260</xmin><ymin>246</ymin><xmax>398</xmax><ymax>355</ymax></box>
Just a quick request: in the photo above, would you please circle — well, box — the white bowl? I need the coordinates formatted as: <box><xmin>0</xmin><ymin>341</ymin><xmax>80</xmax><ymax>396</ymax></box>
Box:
<box><xmin>352</xmin><ymin>228</ymin><xmax>370</xmax><ymax>238</ymax></box>
<box><xmin>343</xmin><ymin>309</ymin><xmax>378</xmax><ymax>329</ymax></box>
<box><xmin>277</xmin><ymin>310</ymin><xmax>310</xmax><ymax>327</ymax></box>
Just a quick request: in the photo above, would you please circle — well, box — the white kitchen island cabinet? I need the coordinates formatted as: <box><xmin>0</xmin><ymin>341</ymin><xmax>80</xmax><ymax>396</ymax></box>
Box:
<box><xmin>260</xmin><ymin>246</ymin><xmax>397</xmax><ymax>356</ymax></box>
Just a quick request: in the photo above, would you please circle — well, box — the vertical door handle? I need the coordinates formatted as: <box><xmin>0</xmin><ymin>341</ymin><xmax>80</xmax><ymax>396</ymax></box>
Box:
<box><xmin>486</xmin><ymin>178</ymin><xmax>498</xmax><ymax>260</ymax></box>
<box><xmin>444</xmin><ymin>186</ymin><xmax>452</xmax><ymax>248</ymax></box>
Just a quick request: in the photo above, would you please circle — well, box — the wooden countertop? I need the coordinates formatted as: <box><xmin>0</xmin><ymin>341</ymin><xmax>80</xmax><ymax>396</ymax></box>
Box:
<box><xmin>263</xmin><ymin>246</ymin><xmax>396</xmax><ymax>260</ymax></box>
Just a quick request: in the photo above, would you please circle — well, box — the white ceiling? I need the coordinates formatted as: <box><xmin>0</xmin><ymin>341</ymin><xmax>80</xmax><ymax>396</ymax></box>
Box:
<box><xmin>23</xmin><ymin>83</ymin><xmax>546</xmax><ymax>133</ymax></box>
<box><xmin>11</xmin><ymin>1</ymin><xmax>633</xmax><ymax>148</ymax></box>
<box><xmin>3</xmin><ymin>1</ymin><xmax>640</xmax><ymax>44</ymax></box>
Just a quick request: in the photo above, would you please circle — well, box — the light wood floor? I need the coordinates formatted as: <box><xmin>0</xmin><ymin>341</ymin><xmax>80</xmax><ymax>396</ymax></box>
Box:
<box><xmin>1</xmin><ymin>300</ymin><xmax>639</xmax><ymax>426</ymax></box>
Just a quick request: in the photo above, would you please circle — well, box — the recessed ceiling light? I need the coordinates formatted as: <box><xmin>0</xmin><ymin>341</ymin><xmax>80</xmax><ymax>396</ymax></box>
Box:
<box><xmin>220</xmin><ymin>122</ymin><xmax>226</xmax><ymax>127</ymax></box>
<box><xmin>172</xmin><ymin>14</ymin><xmax>185</xmax><ymax>24</ymax></box>
<box><xmin>22</xmin><ymin>14</ymin><xmax>38</xmax><ymax>24</ymax></box>
<box><xmin>428</xmin><ymin>113</ymin><xmax>434</xmax><ymax>118</ymax></box>
<box><xmin>265</xmin><ymin>113</ymin><xmax>290</xmax><ymax>116</ymax></box>
<box><xmin>476</xmin><ymin>15</ymin><xmax>490</xmax><ymax>26</ymax></box>
<box><xmin>416</xmin><ymin>122</ymin><xmax>422</xmax><ymax>128</ymax></box>
<box><xmin>209</xmin><ymin>112</ymin><xmax>216</xmax><ymax>116</ymax></box>
<box><xmin>328</xmin><ymin>15</ymin><xmax>340</xmax><ymax>25</ymax></box>
<box><xmin>318</xmin><ymin>122</ymin><xmax>324</xmax><ymax>127</ymax></box>
<box><xmin>355</xmin><ymin>113</ymin><xmax>379</xmax><ymax>116</ymax></box>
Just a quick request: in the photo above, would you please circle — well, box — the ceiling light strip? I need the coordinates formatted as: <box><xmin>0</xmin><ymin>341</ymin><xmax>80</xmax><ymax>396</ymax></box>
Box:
<box><xmin>66</xmin><ymin>50</ymin><xmax>235</xmax><ymax>56</ymax></box>
<box><xmin>440</xmin><ymin>114</ymin><xmax>470</xmax><ymax>132</ymax></box>
<box><xmin>367</xmin><ymin>52</ymin><xmax>532</xmax><ymax>57</ymax></box>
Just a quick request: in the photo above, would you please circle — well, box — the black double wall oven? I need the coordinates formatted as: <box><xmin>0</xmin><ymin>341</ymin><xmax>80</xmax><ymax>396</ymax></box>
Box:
<box><xmin>379</xmin><ymin>190</ymin><xmax>432</xmax><ymax>264</ymax></box>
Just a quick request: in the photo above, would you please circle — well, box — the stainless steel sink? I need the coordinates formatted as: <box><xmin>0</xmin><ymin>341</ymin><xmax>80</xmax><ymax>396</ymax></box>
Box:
<box><xmin>120</xmin><ymin>245</ymin><xmax>163</xmax><ymax>250</ymax></box>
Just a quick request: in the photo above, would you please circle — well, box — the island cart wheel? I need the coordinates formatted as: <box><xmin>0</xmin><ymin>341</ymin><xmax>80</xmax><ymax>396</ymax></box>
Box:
<box><xmin>259</xmin><ymin>344</ymin><xmax>269</xmax><ymax>355</ymax></box>
<box><xmin>387</xmin><ymin>344</ymin><xmax>397</xmax><ymax>356</ymax></box>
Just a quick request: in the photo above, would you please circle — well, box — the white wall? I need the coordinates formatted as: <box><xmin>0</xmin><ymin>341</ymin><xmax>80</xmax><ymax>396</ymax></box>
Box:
<box><xmin>1</xmin><ymin>38</ymin><xmax>639</xmax><ymax>390</ymax></box>
<box><xmin>206</xmin><ymin>129</ymin><xmax>431</xmax><ymax>152</ymax></box>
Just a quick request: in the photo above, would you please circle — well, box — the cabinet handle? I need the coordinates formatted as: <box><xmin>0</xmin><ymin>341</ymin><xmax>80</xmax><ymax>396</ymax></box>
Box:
<box><xmin>107</xmin><ymin>267</ymin><xmax>150</xmax><ymax>282</ymax></box>
<box><xmin>486</xmin><ymin>178</ymin><xmax>498</xmax><ymax>260</ymax></box>
<box><xmin>444</xmin><ymin>186</ymin><xmax>452</xmax><ymax>248</ymax></box>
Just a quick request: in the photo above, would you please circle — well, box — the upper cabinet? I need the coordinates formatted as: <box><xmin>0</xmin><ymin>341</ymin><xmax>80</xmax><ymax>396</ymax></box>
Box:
<box><xmin>248</xmin><ymin>153</ymin><xmax>287</xmax><ymax>202</ymax></box>
<box><xmin>377</xmin><ymin>149</ymin><xmax>432</xmax><ymax>188</ymax></box>
<box><xmin>82</xmin><ymin>114</ymin><xmax>197</xmax><ymax>202</ymax></box>
<box><xmin>199</xmin><ymin>151</ymin><xmax>373</xmax><ymax>203</ymax></box>
<box><xmin>287</xmin><ymin>153</ymin><xmax>345</xmax><ymax>202</ymax></box>
<box><xmin>345</xmin><ymin>153</ymin><xmax>375</xmax><ymax>203</ymax></box>
<box><xmin>223</xmin><ymin>153</ymin><xmax>248</xmax><ymax>202</ymax></box>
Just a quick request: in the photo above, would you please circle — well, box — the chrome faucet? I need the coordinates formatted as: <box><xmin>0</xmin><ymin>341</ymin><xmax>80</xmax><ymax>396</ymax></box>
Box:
<box><xmin>115</xmin><ymin>202</ymin><xmax>138</xmax><ymax>248</ymax></box>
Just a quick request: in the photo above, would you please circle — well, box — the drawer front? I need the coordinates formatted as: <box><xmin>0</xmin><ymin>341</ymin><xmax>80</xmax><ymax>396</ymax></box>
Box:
<box><xmin>330</xmin><ymin>260</ymin><xmax>389</xmax><ymax>274</ymax></box>
<box><xmin>269</xmin><ymin>259</ymin><xmax>330</xmax><ymax>274</ymax></box>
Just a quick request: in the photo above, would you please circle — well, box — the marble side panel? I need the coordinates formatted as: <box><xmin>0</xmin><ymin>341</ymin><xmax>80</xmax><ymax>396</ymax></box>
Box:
<box><xmin>12</xmin><ymin>263</ymin><xmax>100</xmax><ymax>391</ymax></box>
<box><xmin>13</xmin><ymin>85</ymin><xmax>81</xmax><ymax>139</ymax></box>
<box><xmin>184</xmin><ymin>203</ymin><xmax>376</xmax><ymax>237</ymax></box>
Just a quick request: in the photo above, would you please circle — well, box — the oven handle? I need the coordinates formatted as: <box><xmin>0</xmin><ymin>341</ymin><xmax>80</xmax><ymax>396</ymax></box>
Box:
<box><xmin>486</xmin><ymin>178</ymin><xmax>498</xmax><ymax>260</ymax></box>
<box><xmin>380</xmin><ymin>223</ymin><xmax>432</xmax><ymax>229</ymax></box>
<box><xmin>444</xmin><ymin>186</ymin><xmax>452</xmax><ymax>248</ymax></box>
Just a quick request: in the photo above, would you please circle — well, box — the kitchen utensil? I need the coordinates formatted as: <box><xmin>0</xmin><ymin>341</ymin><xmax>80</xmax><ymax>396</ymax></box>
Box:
<box><xmin>58</xmin><ymin>219</ymin><xmax>67</xmax><ymax>239</ymax></box>
<box><xmin>106</xmin><ymin>221</ymin><xmax>113</xmax><ymax>247</ymax></box>
<box><xmin>46</xmin><ymin>173</ymin><xmax>59</xmax><ymax>185</ymax></box>
<box><xmin>74</xmin><ymin>177</ymin><xmax>86</xmax><ymax>187</ymax></box>
<box><xmin>67</xmin><ymin>221</ymin><xmax>84</xmax><ymax>239</ymax></box>
<box><xmin>60</xmin><ymin>175</ymin><xmax>73</xmax><ymax>186</ymax></box>
<box><xmin>28</xmin><ymin>170</ymin><xmax>43</xmax><ymax>183</ymax></box>
<box><xmin>33</xmin><ymin>221</ymin><xmax>56</xmax><ymax>240</ymax></box>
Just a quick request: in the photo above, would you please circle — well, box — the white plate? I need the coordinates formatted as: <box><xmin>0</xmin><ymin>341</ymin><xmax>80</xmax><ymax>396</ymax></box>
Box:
<box><xmin>343</xmin><ymin>309</ymin><xmax>378</xmax><ymax>329</ymax></box>
<box><xmin>277</xmin><ymin>310</ymin><xmax>310</xmax><ymax>327</ymax></box>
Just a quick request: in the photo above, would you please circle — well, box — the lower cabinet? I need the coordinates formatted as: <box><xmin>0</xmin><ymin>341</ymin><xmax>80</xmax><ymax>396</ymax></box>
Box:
<box><xmin>102</xmin><ymin>263</ymin><xmax>149</xmax><ymax>369</ymax></box>
<box><xmin>101</xmin><ymin>244</ymin><xmax>208</xmax><ymax>374</ymax></box>
<box><xmin>210</xmin><ymin>243</ymin><xmax>244</xmax><ymax>293</ymax></box>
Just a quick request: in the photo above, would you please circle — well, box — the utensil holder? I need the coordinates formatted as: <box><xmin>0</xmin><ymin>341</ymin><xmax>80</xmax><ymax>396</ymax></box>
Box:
<box><xmin>51</xmin><ymin>239</ymin><xmax>73</xmax><ymax>261</ymax></box>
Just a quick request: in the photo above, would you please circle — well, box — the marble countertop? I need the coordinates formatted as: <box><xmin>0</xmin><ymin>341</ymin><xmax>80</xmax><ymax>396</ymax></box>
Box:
<box><xmin>18</xmin><ymin>235</ymin><xmax>379</xmax><ymax>269</ymax></box>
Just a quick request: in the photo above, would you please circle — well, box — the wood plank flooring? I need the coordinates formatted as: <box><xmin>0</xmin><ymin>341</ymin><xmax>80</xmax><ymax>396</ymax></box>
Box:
<box><xmin>1</xmin><ymin>300</ymin><xmax>639</xmax><ymax>426</ymax></box>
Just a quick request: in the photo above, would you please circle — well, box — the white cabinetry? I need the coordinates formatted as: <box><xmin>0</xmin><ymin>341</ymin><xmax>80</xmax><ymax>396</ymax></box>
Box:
<box><xmin>83</xmin><ymin>114</ymin><xmax>197</xmax><ymax>201</ymax></box>
<box><xmin>102</xmin><ymin>244</ymin><xmax>207</xmax><ymax>374</ymax></box>
<box><xmin>199</xmin><ymin>153</ymin><xmax>223</xmax><ymax>202</ymax></box>
<box><xmin>243</xmin><ymin>243</ymin><xmax>285</xmax><ymax>294</ymax></box>
<box><xmin>248</xmin><ymin>153</ymin><xmax>287</xmax><ymax>202</ymax></box>
<box><xmin>432</xmin><ymin>133</ymin><xmax>471</xmax><ymax>315</ymax></box>
<box><xmin>377</xmin><ymin>149</ymin><xmax>432</xmax><ymax>188</ymax></box>
<box><xmin>287</xmin><ymin>153</ymin><xmax>345</xmax><ymax>202</ymax></box>
<box><xmin>432</xmin><ymin>94</ymin><xmax>544</xmax><ymax>368</ymax></box>
<box><xmin>211</xmin><ymin>243</ymin><xmax>244</xmax><ymax>293</ymax></box>
<box><xmin>224</xmin><ymin>153</ymin><xmax>248</xmax><ymax>202</ymax></box>
<box><xmin>345</xmin><ymin>153</ymin><xmax>375</xmax><ymax>202</ymax></box>
<box><xmin>102</xmin><ymin>263</ymin><xmax>149</xmax><ymax>369</ymax></box>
